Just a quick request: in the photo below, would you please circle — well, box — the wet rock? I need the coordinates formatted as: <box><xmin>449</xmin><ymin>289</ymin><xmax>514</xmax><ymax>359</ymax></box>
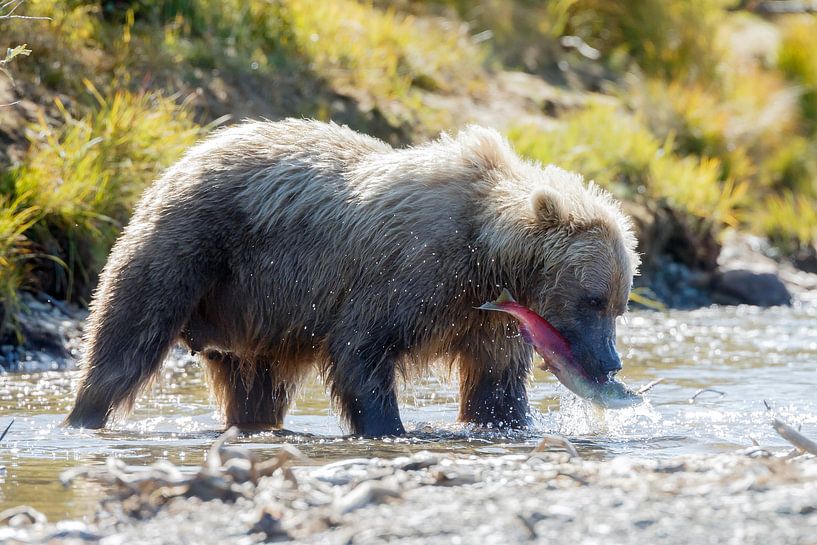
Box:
<box><xmin>251</xmin><ymin>508</ymin><xmax>289</xmax><ymax>542</ymax></box>
<box><xmin>0</xmin><ymin>344</ymin><xmax>20</xmax><ymax>372</ymax></box>
<box><xmin>1</xmin><ymin>292</ymin><xmax>86</xmax><ymax>373</ymax></box>
<box><xmin>394</xmin><ymin>452</ymin><xmax>440</xmax><ymax>472</ymax></box>
<box><xmin>711</xmin><ymin>269</ymin><xmax>792</xmax><ymax>307</ymax></box>
<box><xmin>792</xmin><ymin>244</ymin><xmax>817</xmax><ymax>274</ymax></box>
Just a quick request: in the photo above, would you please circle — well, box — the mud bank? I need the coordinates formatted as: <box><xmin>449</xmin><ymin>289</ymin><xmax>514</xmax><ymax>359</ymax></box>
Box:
<box><xmin>2</xmin><ymin>439</ymin><xmax>816</xmax><ymax>545</ymax></box>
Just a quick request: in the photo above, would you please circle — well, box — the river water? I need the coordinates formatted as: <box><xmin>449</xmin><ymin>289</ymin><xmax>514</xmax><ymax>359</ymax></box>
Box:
<box><xmin>2</xmin><ymin>303</ymin><xmax>817</xmax><ymax>520</ymax></box>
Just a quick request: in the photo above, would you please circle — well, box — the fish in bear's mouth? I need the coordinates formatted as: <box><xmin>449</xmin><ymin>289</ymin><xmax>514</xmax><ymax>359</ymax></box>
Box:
<box><xmin>479</xmin><ymin>289</ymin><xmax>643</xmax><ymax>409</ymax></box>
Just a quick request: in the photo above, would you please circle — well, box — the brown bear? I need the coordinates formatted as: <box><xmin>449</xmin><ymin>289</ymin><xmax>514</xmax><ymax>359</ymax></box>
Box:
<box><xmin>66</xmin><ymin>119</ymin><xmax>639</xmax><ymax>436</ymax></box>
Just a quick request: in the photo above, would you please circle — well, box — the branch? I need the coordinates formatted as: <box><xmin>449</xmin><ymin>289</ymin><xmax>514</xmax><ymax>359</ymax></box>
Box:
<box><xmin>0</xmin><ymin>0</ymin><xmax>49</xmax><ymax>20</ymax></box>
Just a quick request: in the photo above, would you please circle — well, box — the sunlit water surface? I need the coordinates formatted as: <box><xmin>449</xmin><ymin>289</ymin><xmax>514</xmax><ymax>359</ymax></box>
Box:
<box><xmin>2</xmin><ymin>305</ymin><xmax>817</xmax><ymax>519</ymax></box>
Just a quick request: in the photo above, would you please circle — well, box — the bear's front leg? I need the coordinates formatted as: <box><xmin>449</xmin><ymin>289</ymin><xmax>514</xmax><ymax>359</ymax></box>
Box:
<box><xmin>458</xmin><ymin>346</ymin><xmax>532</xmax><ymax>429</ymax></box>
<box><xmin>329</xmin><ymin>335</ymin><xmax>406</xmax><ymax>437</ymax></box>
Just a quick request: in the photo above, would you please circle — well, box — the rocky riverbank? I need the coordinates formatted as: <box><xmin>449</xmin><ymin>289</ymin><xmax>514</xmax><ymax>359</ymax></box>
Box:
<box><xmin>1</xmin><ymin>432</ymin><xmax>816</xmax><ymax>545</ymax></box>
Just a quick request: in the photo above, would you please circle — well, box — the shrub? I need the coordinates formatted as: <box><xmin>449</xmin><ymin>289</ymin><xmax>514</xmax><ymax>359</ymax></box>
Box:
<box><xmin>507</xmin><ymin>103</ymin><xmax>744</xmax><ymax>228</ymax></box>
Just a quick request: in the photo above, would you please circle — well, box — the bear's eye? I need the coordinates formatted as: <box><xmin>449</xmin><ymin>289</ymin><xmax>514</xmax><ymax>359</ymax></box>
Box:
<box><xmin>585</xmin><ymin>296</ymin><xmax>607</xmax><ymax>310</ymax></box>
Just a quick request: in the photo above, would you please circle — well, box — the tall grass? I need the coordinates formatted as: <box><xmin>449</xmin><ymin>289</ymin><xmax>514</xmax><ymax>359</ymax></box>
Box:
<box><xmin>4</xmin><ymin>86</ymin><xmax>202</xmax><ymax>309</ymax></box>
<box><xmin>559</xmin><ymin>0</ymin><xmax>728</xmax><ymax>82</ymax></box>
<box><xmin>757</xmin><ymin>192</ymin><xmax>817</xmax><ymax>255</ymax></box>
<box><xmin>0</xmin><ymin>195</ymin><xmax>40</xmax><ymax>338</ymax></box>
<box><xmin>142</xmin><ymin>0</ymin><xmax>485</xmax><ymax>128</ymax></box>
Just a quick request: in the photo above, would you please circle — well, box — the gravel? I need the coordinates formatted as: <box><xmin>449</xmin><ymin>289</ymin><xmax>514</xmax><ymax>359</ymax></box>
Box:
<box><xmin>2</xmin><ymin>438</ymin><xmax>816</xmax><ymax>545</ymax></box>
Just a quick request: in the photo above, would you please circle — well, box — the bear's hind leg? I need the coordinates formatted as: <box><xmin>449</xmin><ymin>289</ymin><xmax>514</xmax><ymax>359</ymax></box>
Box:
<box><xmin>203</xmin><ymin>351</ymin><xmax>296</xmax><ymax>428</ymax></box>
<box><xmin>66</xmin><ymin>234</ymin><xmax>218</xmax><ymax>429</ymax></box>
<box><xmin>458</xmin><ymin>345</ymin><xmax>532</xmax><ymax>429</ymax></box>
<box><xmin>328</xmin><ymin>335</ymin><xmax>405</xmax><ymax>437</ymax></box>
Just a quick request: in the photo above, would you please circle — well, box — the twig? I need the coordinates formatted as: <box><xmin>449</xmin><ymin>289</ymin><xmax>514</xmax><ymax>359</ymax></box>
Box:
<box><xmin>0</xmin><ymin>13</ymin><xmax>49</xmax><ymax>19</ymax></box>
<box><xmin>556</xmin><ymin>471</ymin><xmax>589</xmax><ymax>485</ymax></box>
<box><xmin>737</xmin><ymin>446</ymin><xmax>773</xmax><ymax>457</ymax></box>
<box><xmin>0</xmin><ymin>0</ymin><xmax>49</xmax><ymax>20</ymax></box>
<box><xmin>637</xmin><ymin>378</ymin><xmax>665</xmax><ymax>395</ymax></box>
<box><xmin>206</xmin><ymin>426</ymin><xmax>240</xmax><ymax>470</ymax></box>
<box><xmin>0</xmin><ymin>419</ymin><xmax>13</xmax><ymax>442</ymax></box>
<box><xmin>688</xmin><ymin>388</ymin><xmax>726</xmax><ymax>404</ymax></box>
<box><xmin>531</xmin><ymin>434</ymin><xmax>580</xmax><ymax>459</ymax></box>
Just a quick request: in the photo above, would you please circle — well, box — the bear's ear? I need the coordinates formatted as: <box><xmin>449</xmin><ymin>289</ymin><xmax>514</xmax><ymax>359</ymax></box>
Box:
<box><xmin>530</xmin><ymin>187</ymin><xmax>568</xmax><ymax>228</ymax></box>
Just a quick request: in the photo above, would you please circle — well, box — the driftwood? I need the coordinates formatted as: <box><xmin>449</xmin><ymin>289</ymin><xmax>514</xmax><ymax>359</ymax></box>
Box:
<box><xmin>764</xmin><ymin>400</ymin><xmax>817</xmax><ymax>455</ymax></box>
<box><xmin>688</xmin><ymin>388</ymin><xmax>726</xmax><ymax>404</ymax></box>
<box><xmin>531</xmin><ymin>434</ymin><xmax>580</xmax><ymax>459</ymax></box>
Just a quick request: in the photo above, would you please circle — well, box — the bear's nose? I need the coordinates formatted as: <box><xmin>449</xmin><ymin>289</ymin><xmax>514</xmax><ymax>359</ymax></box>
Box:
<box><xmin>599</xmin><ymin>337</ymin><xmax>622</xmax><ymax>375</ymax></box>
<box><xmin>599</xmin><ymin>354</ymin><xmax>622</xmax><ymax>374</ymax></box>
<box><xmin>599</xmin><ymin>348</ymin><xmax>621</xmax><ymax>374</ymax></box>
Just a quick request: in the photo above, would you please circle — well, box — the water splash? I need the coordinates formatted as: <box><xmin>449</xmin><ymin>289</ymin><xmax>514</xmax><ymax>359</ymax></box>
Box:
<box><xmin>551</xmin><ymin>386</ymin><xmax>662</xmax><ymax>438</ymax></box>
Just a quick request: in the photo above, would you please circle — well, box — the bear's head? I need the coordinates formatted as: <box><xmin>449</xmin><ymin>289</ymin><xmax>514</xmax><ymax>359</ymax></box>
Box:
<box><xmin>521</xmin><ymin>166</ymin><xmax>640</xmax><ymax>382</ymax></box>
<box><xmin>465</xmin><ymin>125</ymin><xmax>640</xmax><ymax>383</ymax></box>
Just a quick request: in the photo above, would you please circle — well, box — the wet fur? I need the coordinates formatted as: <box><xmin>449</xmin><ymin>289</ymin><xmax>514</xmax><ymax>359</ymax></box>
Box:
<box><xmin>66</xmin><ymin>119</ymin><xmax>639</xmax><ymax>435</ymax></box>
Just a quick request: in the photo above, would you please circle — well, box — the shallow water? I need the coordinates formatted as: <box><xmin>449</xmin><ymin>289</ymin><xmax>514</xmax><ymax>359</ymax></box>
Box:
<box><xmin>2</xmin><ymin>304</ymin><xmax>817</xmax><ymax>520</ymax></box>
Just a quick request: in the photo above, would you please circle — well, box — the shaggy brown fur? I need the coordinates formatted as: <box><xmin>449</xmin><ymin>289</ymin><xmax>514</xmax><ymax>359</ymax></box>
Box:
<box><xmin>65</xmin><ymin>119</ymin><xmax>639</xmax><ymax>436</ymax></box>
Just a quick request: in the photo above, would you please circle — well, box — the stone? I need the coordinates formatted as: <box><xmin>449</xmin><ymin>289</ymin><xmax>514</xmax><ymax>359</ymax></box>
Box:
<box><xmin>711</xmin><ymin>269</ymin><xmax>792</xmax><ymax>307</ymax></box>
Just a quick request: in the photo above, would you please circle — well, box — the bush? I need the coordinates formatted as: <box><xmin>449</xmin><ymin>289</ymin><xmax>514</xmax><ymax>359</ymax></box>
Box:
<box><xmin>507</xmin><ymin>103</ymin><xmax>744</xmax><ymax>228</ymax></box>
<box><xmin>562</xmin><ymin>0</ymin><xmax>728</xmax><ymax>82</ymax></box>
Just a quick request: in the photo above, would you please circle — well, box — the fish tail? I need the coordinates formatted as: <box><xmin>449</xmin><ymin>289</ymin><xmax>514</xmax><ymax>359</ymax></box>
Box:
<box><xmin>477</xmin><ymin>288</ymin><xmax>517</xmax><ymax>311</ymax></box>
<box><xmin>495</xmin><ymin>288</ymin><xmax>516</xmax><ymax>303</ymax></box>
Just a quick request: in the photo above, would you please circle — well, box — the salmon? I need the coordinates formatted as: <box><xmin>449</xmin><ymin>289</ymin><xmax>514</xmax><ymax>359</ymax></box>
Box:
<box><xmin>479</xmin><ymin>289</ymin><xmax>642</xmax><ymax>409</ymax></box>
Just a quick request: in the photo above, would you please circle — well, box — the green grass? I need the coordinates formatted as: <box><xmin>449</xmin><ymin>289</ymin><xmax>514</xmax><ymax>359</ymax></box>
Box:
<box><xmin>778</xmin><ymin>15</ymin><xmax>817</xmax><ymax>135</ymax></box>
<box><xmin>757</xmin><ymin>192</ymin><xmax>817</xmax><ymax>255</ymax></box>
<box><xmin>135</xmin><ymin>0</ymin><xmax>486</xmax><ymax>129</ymax></box>
<box><xmin>0</xmin><ymin>194</ymin><xmax>40</xmax><ymax>338</ymax></box>
<box><xmin>2</xmin><ymin>86</ymin><xmax>202</xmax><ymax>324</ymax></box>
<box><xmin>562</xmin><ymin>0</ymin><xmax>727</xmax><ymax>82</ymax></box>
<box><xmin>508</xmin><ymin>103</ymin><xmax>745</xmax><ymax>229</ymax></box>
<box><xmin>396</xmin><ymin>0</ymin><xmax>728</xmax><ymax>81</ymax></box>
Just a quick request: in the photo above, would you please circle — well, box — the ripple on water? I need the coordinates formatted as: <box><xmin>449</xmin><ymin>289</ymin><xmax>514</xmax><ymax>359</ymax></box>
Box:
<box><xmin>2</xmin><ymin>305</ymin><xmax>817</xmax><ymax>518</ymax></box>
